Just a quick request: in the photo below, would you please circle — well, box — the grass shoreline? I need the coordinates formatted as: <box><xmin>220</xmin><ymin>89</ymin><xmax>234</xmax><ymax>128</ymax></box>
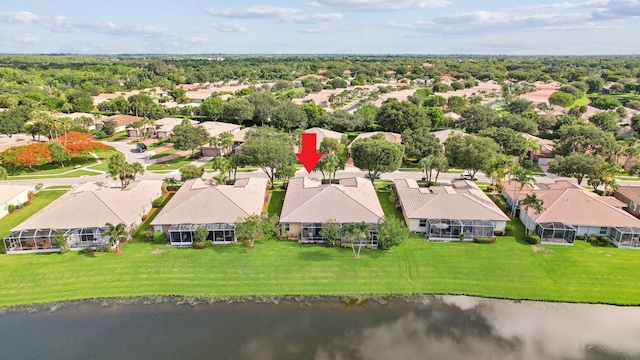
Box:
<box><xmin>1</xmin><ymin>234</ymin><xmax>639</xmax><ymax>308</ymax></box>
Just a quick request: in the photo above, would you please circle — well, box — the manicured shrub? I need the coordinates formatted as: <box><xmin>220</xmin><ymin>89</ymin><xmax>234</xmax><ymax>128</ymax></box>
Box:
<box><xmin>505</xmin><ymin>224</ymin><xmax>516</xmax><ymax>236</ymax></box>
<box><xmin>587</xmin><ymin>235</ymin><xmax>599</xmax><ymax>243</ymax></box>
<box><xmin>522</xmin><ymin>159</ymin><xmax>534</xmax><ymax>169</ymax></box>
<box><xmin>192</xmin><ymin>241</ymin><xmax>206</xmax><ymax>249</ymax></box>
<box><xmin>487</xmin><ymin>185</ymin><xmax>497</xmax><ymax>192</ymax></box>
<box><xmin>78</xmin><ymin>247</ymin><xmax>93</xmax><ymax>254</ymax></box>
<box><xmin>526</xmin><ymin>234</ymin><xmax>541</xmax><ymax>244</ymax></box>
<box><xmin>152</xmin><ymin>231</ymin><xmax>167</xmax><ymax>244</ymax></box>
<box><xmin>7</xmin><ymin>204</ymin><xmax>15</xmax><ymax>213</ymax></box>
<box><xmin>473</xmin><ymin>237</ymin><xmax>496</xmax><ymax>244</ymax></box>
<box><xmin>599</xmin><ymin>237</ymin><xmax>611</xmax><ymax>246</ymax></box>
<box><xmin>95</xmin><ymin>245</ymin><xmax>113</xmax><ymax>252</ymax></box>
<box><xmin>152</xmin><ymin>197</ymin><xmax>164</xmax><ymax>207</ymax></box>
<box><xmin>59</xmin><ymin>247</ymin><xmax>71</xmax><ymax>254</ymax></box>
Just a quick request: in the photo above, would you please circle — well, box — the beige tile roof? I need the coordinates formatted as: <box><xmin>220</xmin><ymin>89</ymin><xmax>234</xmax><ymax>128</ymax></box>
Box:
<box><xmin>107</xmin><ymin>114</ymin><xmax>143</xmax><ymax>127</ymax></box>
<box><xmin>504</xmin><ymin>184</ymin><xmax>640</xmax><ymax>227</ymax></box>
<box><xmin>233</xmin><ymin>127</ymin><xmax>252</xmax><ymax>143</ymax></box>
<box><xmin>304</xmin><ymin>127</ymin><xmax>344</xmax><ymax>150</ymax></box>
<box><xmin>14</xmin><ymin>180</ymin><xmax>162</xmax><ymax>231</ymax></box>
<box><xmin>154</xmin><ymin>118</ymin><xmax>198</xmax><ymax>134</ymax></box>
<box><xmin>200</xmin><ymin>121</ymin><xmax>241</xmax><ymax>138</ymax></box>
<box><xmin>280</xmin><ymin>177</ymin><xmax>384</xmax><ymax>223</ymax></box>
<box><xmin>395</xmin><ymin>179</ymin><xmax>509</xmax><ymax>221</ymax></box>
<box><xmin>347</xmin><ymin>132</ymin><xmax>402</xmax><ymax>148</ymax></box>
<box><xmin>0</xmin><ymin>185</ymin><xmax>30</xmax><ymax>205</ymax></box>
<box><xmin>430</xmin><ymin>129</ymin><xmax>466</xmax><ymax>144</ymax></box>
<box><xmin>615</xmin><ymin>186</ymin><xmax>640</xmax><ymax>203</ymax></box>
<box><xmin>151</xmin><ymin>177</ymin><xmax>268</xmax><ymax>226</ymax></box>
<box><xmin>519</xmin><ymin>133</ymin><xmax>555</xmax><ymax>154</ymax></box>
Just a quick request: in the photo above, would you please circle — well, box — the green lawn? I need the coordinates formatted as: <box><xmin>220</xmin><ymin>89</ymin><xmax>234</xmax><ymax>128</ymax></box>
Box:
<box><xmin>1</xmin><ymin>232</ymin><xmax>639</xmax><ymax>307</ymax></box>
<box><xmin>572</xmin><ymin>95</ymin><xmax>589</xmax><ymax>107</ymax></box>
<box><xmin>267</xmin><ymin>188</ymin><xmax>285</xmax><ymax>216</ymax></box>
<box><xmin>86</xmin><ymin>150</ymin><xmax>120</xmax><ymax>172</ymax></box>
<box><xmin>8</xmin><ymin>169</ymin><xmax>98</xmax><ymax>180</ymax></box>
<box><xmin>0</xmin><ymin>190</ymin><xmax>67</xmax><ymax>239</ymax></box>
<box><xmin>150</xmin><ymin>147</ymin><xmax>179</xmax><ymax>159</ymax></box>
<box><xmin>100</xmin><ymin>132</ymin><xmax>128</xmax><ymax>142</ymax></box>
<box><xmin>147</xmin><ymin>156</ymin><xmax>195</xmax><ymax>171</ymax></box>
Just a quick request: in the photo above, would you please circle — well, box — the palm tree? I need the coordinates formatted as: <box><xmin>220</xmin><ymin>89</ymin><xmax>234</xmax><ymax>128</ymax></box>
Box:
<box><xmin>342</xmin><ymin>222</ymin><xmax>372</xmax><ymax>258</ymax></box>
<box><xmin>519</xmin><ymin>194</ymin><xmax>545</xmax><ymax>235</ymax></box>
<box><xmin>105</xmin><ymin>222</ymin><xmax>127</xmax><ymax>252</ymax></box>
<box><xmin>507</xmin><ymin>164</ymin><xmax>535</xmax><ymax>217</ymax></box>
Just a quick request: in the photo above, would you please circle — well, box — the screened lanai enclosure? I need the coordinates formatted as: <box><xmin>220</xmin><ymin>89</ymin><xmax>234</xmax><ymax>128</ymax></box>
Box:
<box><xmin>168</xmin><ymin>223</ymin><xmax>236</xmax><ymax>245</ymax></box>
<box><xmin>427</xmin><ymin>219</ymin><xmax>495</xmax><ymax>241</ymax></box>
<box><xmin>3</xmin><ymin>227</ymin><xmax>109</xmax><ymax>253</ymax></box>
<box><xmin>609</xmin><ymin>226</ymin><xmax>640</xmax><ymax>249</ymax></box>
<box><xmin>299</xmin><ymin>222</ymin><xmax>379</xmax><ymax>248</ymax></box>
<box><xmin>535</xmin><ymin>222</ymin><xmax>576</xmax><ymax>244</ymax></box>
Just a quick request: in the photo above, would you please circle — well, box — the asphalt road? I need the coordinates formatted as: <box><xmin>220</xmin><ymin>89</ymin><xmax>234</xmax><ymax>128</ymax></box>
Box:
<box><xmin>2</xmin><ymin>140</ymin><xmax>639</xmax><ymax>188</ymax></box>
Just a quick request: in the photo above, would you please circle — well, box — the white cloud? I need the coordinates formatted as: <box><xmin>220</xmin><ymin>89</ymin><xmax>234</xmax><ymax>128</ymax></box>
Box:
<box><xmin>204</xmin><ymin>5</ymin><xmax>342</xmax><ymax>24</ymax></box>
<box><xmin>315</xmin><ymin>0</ymin><xmax>451</xmax><ymax>11</ymax></box>
<box><xmin>210</xmin><ymin>22</ymin><xmax>247</xmax><ymax>33</ymax></box>
<box><xmin>514</xmin><ymin>0</ymin><xmax>608</xmax><ymax>11</ymax></box>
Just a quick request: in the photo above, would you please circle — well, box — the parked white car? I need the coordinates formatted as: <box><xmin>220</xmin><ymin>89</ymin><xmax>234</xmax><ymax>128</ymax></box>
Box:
<box><xmin>460</xmin><ymin>172</ymin><xmax>478</xmax><ymax>181</ymax></box>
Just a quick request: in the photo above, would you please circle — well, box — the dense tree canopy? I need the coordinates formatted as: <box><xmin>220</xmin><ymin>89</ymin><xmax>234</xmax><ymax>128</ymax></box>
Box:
<box><xmin>350</xmin><ymin>137</ymin><xmax>404</xmax><ymax>181</ymax></box>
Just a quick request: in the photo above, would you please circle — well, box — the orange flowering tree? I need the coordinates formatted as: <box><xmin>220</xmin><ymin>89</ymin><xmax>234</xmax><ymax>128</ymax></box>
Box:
<box><xmin>0</xmin><ymin>143</ymin><xmax>52</xmax><ymax>169</ymax></box>
<box><xmin>53</xmin><ymin>131</ymin><xmax>114</xmax><ymax>158</ymax></box>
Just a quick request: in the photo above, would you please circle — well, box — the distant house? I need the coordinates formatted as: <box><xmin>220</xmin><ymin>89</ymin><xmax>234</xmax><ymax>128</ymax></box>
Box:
<box><xmin>347</xmin><ymin>131</ymin><xmax>402</xmax><ymax>156</ymax></box>
<box><xmin>0</xmin><ymin>185</ymin><xmax>31</xmax><ymax>219</ymax></box>
<box><xmin>154</xmin><ymin>118</ymin><xmax>198</xmax><ymax>140</ymax></box>
<box><xmin>3</xmin><ymin>181</ymin><xmax>162</xmax><ymax>253</ymax></box>
<box><xmin>502</xmin><ymin>180</ymin><xmax>640</xmax><ymax>248</ymax></box>
<box><xmin>280</xmin><ymin>177</ymin><xmax>384</xmax><ymax>247</ymax></box>
<box><xmin>519</xmin><ymin>133</ymin><xmax>555</xmax><ymax>165</ymax></box>
<box><xmin>199</xmin><ymin>122</ymin><xmax>242</xmax><ymax>156</ymax></box>
<box><xmin>614</xmin><ymin>186</ymin><xmax>640</xmax><ymax>217</ymax></box>
<box><xmin>430</xmin><ymin>129</ymin><xmax>467</xmax><ymax>150</ymax></box>
<box><xmin>51</xmin><ymin>112</ymin><xmax>104</xmax><ymax>130</ymax></box>
<box><xmin>394</xmin><ymin>179</ymin><xmax>508</xmax><ymax>240</ymax></box>
<box><xmin>185</xmin><ymin>90</ymin><xmax>213</xmax><ymax>103</ymax></box>
<box><xmin>303</xmin><ymin>127</ymin><xmax>344</xmax><ymax>150</ymax></box>
<box><xmin>151</xmin><ymin>177</ymin><xmax>268</xmax><ymax>245</ymax></box>
<box><xmin>106</xmin><ymin>115</ymin><xmax>143</xmax><ymax>133</ymax></box>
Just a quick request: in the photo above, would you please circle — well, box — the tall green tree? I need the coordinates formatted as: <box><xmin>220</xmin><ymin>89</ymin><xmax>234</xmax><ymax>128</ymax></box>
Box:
<box><xmin>223</xmin><ymin>98</ymin><xmax>254</xmax><ymax>125</ymax></box>
<box><xmin>507</xmin><ymin>164</ymin><xmax>535</xmax><ymax>217</ymax></box>
<box><xmin>171</xmin><ymin>119</ymin><xmax>208</xmax><ymax>155</ymax></box>
<box><xmin>247</xmin><ymin>92</ymin><xmax>279</xmax><ymax>126</ymax></box>
<box><xmin>271</xmin><ymin>102</ymin><xmax>308</xmax><ymax>131</ymax></box>
<box><xmin>241</xmin><ymin>127</ymin><xmax>296</xmax><ymax>183</ymax></box>
<box><xmin>554</xmin><ymin>122</ymin><xmax>616</xmax><ymax>156</ymax></box>
<box><xmin>459</xmin><ymin>105</ymin><xmax>499</xmax><ymax>133</ymax></box>
<box><xmin>374</xmin><ymin>99</ymin><xmax>429</xmax><ymax>133</ymax></box>
<box><xmin>106</xmin><ymin>153</ymin><xmax>144</xmax><ymax>189</ymax></box>
<box><xmin>350</xmin><ymin>137</ymin><xmax>404</xmax><ymax>182</ymax></box>
<box><xmin>200</xmin><ymin>97</ymin><xmax>224</xmax><ymax>120</ymax></box>
<box><xmin>478</xmin><ymin>127</ymin><xmax>528</xmax><ymax>157</ymax></box>
<box><xmin>444</xmin><ymin>134</ymin><xmax>501</xmax><ymax>178</ymax></box>
<box><xmin>548</xmin><ymin>153</ymin><xmax>602</xmax><ymax>185</ymax></box>
<box><xmin>402</xmin><ymin>128</ymin><xmax>442</xmax><ymax>159</ymax></box>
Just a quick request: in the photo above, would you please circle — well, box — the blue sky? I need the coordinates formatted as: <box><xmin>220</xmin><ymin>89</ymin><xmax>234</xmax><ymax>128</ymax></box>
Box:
<box><xmin>0</xmin><ymin>0</ymin><xmax>639</xmax><ymax>54</ymax></box>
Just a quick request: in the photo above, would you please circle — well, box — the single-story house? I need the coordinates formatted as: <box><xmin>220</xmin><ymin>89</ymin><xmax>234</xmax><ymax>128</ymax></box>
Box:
<box><xmin>280</xmin><ymin>177</ymin><xmax>384</xmax><ymax>247</ymax></box>
<box><xmin>185</xmin><ymin>90</ymin><xmax>214</xmax><ymax>103</ymax></box>
<box><xmin>200</xmin><ymin>122</ymin><xmax>242</xmax><ymax>156</ymax></box>
<box><xmin>303</xmin><ymin>127</ymin><xmax>345</xmax><ymax>150</ymax></box>
<box><xmin>430</xmin><ymin>129</ymin><xmax>467</xmax><ymax>150</ymax></box>
<box><xmin>394</xmin><ymin>179</ymin><xmax>508</xmax><ymax>241</ymax></box>
<box><xmin>151</xmin><ymin>177</ymin><xmax>268</xmax><ymax>246</ymax></box>
<box><xmin>105</xmin><ymin>115</ymin><xmax>143</xmax><ymax>133</ymax></box>
<box><xmin>3</xmin><ymin>180</ymin><xmax>162</xmax><ymax>253</ymax></box>
<box><xmin>502</xmin><ymin>180</ymin><xmax>640</xmax><ymax>248</ymax></box>
<box><xmin>347</xmin><ymin>131</ymin><xmax>402</xmax><ymax>156</ymax></box>
<box><xmin>519</xmin><ymin>133</ymin><xmax>555</xmax><ymax>165</ymax></box>
<box><xmin>614</xmin><ymin>186</ymin><xmax>640</xmax><ymax>217</ymax></box>
<box><xmin>154</xmin><ymin>118</ymin><xmax>198</xmax><ymax>139</ymax></box>
<box><xmin>0</xmin><ymin>185</ymin><xmax>31</xmax><ymax>219</ymax></box>
<box><xmin>51</xmin><ymin>112</ymin><xmax>104</xmax><ymax>130</ymax></box>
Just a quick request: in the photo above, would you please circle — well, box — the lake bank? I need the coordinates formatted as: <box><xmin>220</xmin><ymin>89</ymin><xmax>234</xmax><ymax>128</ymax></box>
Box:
<box><xmin>1</xmin><ymin>234</ymin><xmax>639</xmax><ymax>307</ymax></box>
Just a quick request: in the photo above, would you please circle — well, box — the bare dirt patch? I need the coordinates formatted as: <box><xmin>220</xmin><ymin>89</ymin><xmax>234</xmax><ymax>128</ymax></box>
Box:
<box><xmin>532</xmin><ymin>245</ymin><xmax>553</xmax><ymax>253</ymax></box>
<box><xmin>605</xmin><ymin>253</ymin><xmax>612</xmax><ymax>257</ymax></box>
<box><xmin>150</xmin><ymin>249</ymin><xmax>166</xmax><ymax>255</ymax></box>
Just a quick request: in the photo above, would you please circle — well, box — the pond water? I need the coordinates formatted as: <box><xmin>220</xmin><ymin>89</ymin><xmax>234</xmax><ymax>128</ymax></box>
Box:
<box><xmin>1</xmin><ymin>296</ymin><xmax>639</xmax><ymax>360</ymax></box>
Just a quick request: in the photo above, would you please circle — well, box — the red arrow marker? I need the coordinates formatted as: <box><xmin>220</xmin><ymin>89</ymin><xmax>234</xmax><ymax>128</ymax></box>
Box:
<box><xmin>296</xmin><ymin>133</ymin><xmax>323</xmax><ymax>173</ymax></box>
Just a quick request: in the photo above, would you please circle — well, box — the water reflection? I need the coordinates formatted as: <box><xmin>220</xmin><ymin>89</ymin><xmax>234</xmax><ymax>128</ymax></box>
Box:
<box><xmin>0</xmin><ymin>296</ymin><xmax>639</xmax><ymax>360</ymax></box>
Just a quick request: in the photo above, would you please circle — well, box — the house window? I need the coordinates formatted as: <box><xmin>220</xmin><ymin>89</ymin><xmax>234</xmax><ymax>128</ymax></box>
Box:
<box><xmin>419</xmin><ymin>219</ymin><xmax>427</xmax><ymax>228</ymax></box>
<box><xmin>631</xmin><ymin>202</ymin><xmax>637</xmax><ymax>212</ymax></box>
<box><xmin>599</xmin><ymin>227</ymin><xmax>609</xmax><ymax>236</ymax></box>
<box><xmin>284</xmin><ymin>223</ymin><xmax>290</xmax><ymax>232</ymax></box>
